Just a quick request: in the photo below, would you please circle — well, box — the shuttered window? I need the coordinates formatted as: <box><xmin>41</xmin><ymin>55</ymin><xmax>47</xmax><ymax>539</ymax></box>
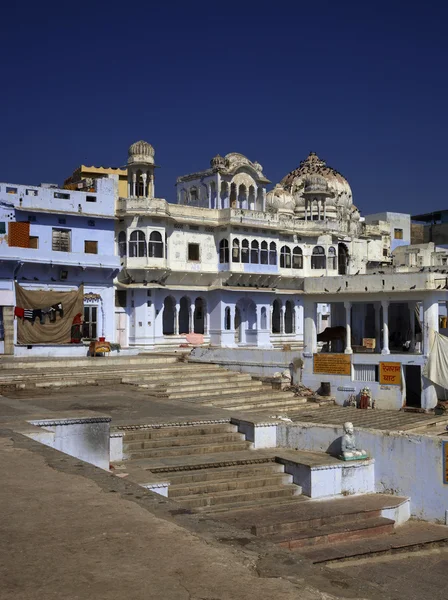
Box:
<box><xmin>52</xmin><ymin>228</ymin><xmax>71</xmax><ymax>252</ymax></box>
<box><xmin>84</xmin><ymin>240</ymin><xmax>98</xmax><ymax>254</ymax></box>
<box><xmin>353</xmin><ymin>364</ymin><xmax>378</xmax><ymax>382</ymax></box>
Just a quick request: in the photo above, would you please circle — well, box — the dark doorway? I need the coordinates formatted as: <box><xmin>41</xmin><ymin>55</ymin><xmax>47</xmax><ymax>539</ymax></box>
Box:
<box><xmin>338</xmin><ymin>243</ymin><xmax>349</xmax><ymax>275</ymax></box>
<box><xmin>405</xmin><ymin>365</ymin><xmax>421</xmax><ymax>407</ymax></box>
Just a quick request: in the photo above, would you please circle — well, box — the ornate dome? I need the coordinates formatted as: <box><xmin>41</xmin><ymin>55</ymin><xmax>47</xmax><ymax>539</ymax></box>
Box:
<box><xmin>128</xmin><ymin>140</ymin><xmax>155</xmax><ymax>165</ymax></box>
<box><xmin>266</xmin><ymin>184</ymin><xmax>295</xmax><ymax>215</ymax></box>
<box><xmin>281</xmin><ymin>151</ymin><xmax>352</xmax><ymax>210</ymax></box>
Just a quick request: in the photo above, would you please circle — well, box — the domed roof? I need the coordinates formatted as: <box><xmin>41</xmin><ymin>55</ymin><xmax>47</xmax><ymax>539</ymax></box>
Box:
<box><xmin>281</xmin><ymin>152</ymin><xmax>352</xmax><ymax>207</ymax></box>
<box><xmin>266</xmin><ymin>184</ymin><xmax>295</xmax><ymax>215</ymax></box>
<box><xmin>128</xmin><ymin>140</ymin><xmax>155</xmax><ymax>165</ymax></box>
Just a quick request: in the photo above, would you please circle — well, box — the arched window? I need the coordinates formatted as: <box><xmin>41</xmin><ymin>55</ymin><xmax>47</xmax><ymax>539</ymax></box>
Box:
<box><xmin>251</xmin><ymin>240</ymin><xmax>259</xmax><ymax>264</ymax></box>
<box><xmin>232</xmin><ymin>238</ymin><xmax>240</xmax><ymax>262</ymax></box>
<box><xmin>260</xmin><ymin>241</ymin><xmax>268</xmax><ymax>265</ymax></box>
<box><xmin>190</xmin><ymin>187</ymin><xmax>198</xmax><ymax>205</ymax></box>
<box><xmin>280</xmin><ymin>246</ymin><xmax>291</xmax><ymax>268</ymax></box>
<box><xmin>292</xmin><ymin>246</ymin><xmax>303</xmax><ymax>269</ymax></box>
<box><xmin>269</xmin><ymin>242</ymin><xmax>277</xmax><ymax>266</ymax></box>
<box><xmin>260</xmin><ymin>306</ymin><xmax>267</xmax><ymax>329</ymax></box>
<box><xmin>285</xmin><ymin>301</ymin><xmax>294</xmax><ymax>334</ymax></box>
<box><xmin>311</xmin><ymin>246</ymin><xmax>326</xmax><ymax>269</ymax></box>
<box><xmin>224</xmin><ymin>307</ymin><xmax>231</xmax><ymax>330</ymax></box>
<box><xmin>137</xmin><ymin>171</ymin><xmax>144</xmax><ymax>197</ymax></box>
<box><xmin>241</xmin><ymin>239</ymin><xmax>249</xmax><ymax>263</ymax></box>
<box><xmin>118</xmin><ymin>231</ymin><xmax>127</xmax><ymax>257</ymax></box>
<box><xmin>328</xmin><ymin>246</ymin><xmax>337</xmax><ymax>269</ymax></box>
<box><xmin>149</xmin><ymin>231</ymin><xmax>163</xmax><ymax>258</ymax></box>
<box><xmin>129</xmin><ymin>230</ymin><xmax>147</xmax><ymax>257</ymax></box>
<box><xmin>219</xmin><ymin>239</ymin><xmax>229</xmax><ymax>263</ymax></box>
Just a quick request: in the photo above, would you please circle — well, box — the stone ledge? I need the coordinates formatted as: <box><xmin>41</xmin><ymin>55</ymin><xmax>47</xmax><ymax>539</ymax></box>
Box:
<box><xmin>30</xmin><ymin>416</ymin><xmax>112</xmax><ymax>426</ymax></box>
<box><xmin>113</xmin><ymin>418</ymin><xmax>231</xmax><ymax>431</ymax></box>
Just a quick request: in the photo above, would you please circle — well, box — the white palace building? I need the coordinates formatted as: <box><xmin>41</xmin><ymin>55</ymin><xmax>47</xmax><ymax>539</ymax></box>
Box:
<box><xmin>115</xmin><ymin>141</ymin><xmax>391</xmax><ymax>350</ymax></box>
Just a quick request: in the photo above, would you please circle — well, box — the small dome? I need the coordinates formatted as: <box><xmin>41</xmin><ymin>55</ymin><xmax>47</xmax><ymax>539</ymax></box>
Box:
<box><xmin>266</xmin><ymin>184</ymin><xmax>295</xmax><ymax>215</ymax></box>
<box><xmin>303</xmin><ymin>174</ymin><xmax>332</xmax><ymax>195</ymax></box>
<box><xmin>128</xmin><ymin>140</ymin><xmax>155</xmax><ymax>165</ymax></box>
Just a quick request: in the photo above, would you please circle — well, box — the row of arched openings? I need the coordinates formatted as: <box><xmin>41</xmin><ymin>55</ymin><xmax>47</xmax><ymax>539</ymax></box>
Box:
<box><xmin>162</xmin><ymin>296</ymin><xmax>206</xmax><ymax>335</ymax></box>
<box><xmin>222</xmin><ymin>300</ymin><xmax>296</xmax><ymax>334</ymax></box>
<box><xmin>118</xmin><ymin>231</ymin><xmax>164</xmax><ymax>258</ymax></box>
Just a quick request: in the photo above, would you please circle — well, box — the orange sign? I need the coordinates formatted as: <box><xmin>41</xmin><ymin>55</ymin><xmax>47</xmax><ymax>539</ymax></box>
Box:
<box><xmin>379</xmin><ymin>362</ymin><xmax>401</xmax><ymax>386</ymax></box>
<box><xmin>363</xmin><ymin>338</ymin><xmax>376</xmax><ymax>349</ymax></box>
<box><xmin>313</xmin><ymin>353</ymin><xmax>351</xmax><ymax>376</ymax></box>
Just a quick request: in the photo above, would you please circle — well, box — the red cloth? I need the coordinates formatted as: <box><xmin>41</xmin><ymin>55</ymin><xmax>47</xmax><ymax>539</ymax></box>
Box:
<box><xmin>14</xmin><ymin>307</ymin><xmax>24</xmax><ymax>318</ymax></box>
<box><xmin>72</xmin><ymin>312</ymin><xmax>83</xmax><ymax>325</ymax></box>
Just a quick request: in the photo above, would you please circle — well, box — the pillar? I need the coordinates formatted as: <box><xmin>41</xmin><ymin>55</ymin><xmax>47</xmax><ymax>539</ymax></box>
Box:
<box><xmin>189</xmin><ymin>304</ymin><xmax>194</xmax><ymax>334</ymax></box>
<box><xmin>216</xmin><ymin>173</ymin><xmax>221</xmax><ymax>209</ymax></box>
<box><xmin>174</xmin><ymin>303</ymin><xmax>180</xmax><ymax>335</ymax></box>
<box><xmin>381</xmin><ymin>300</ymin><xmax>390</xmax><ymax>355</ymax></box>
<box><xmin>132</xmin><ymin>172</ymin><xmax>136</xmax><ymax>197</ymax></box>
<box><xmin>208</xmin><ymin>184</ymin><xmax>212</xmax><ymax>209</ymax></box>
<box><xmin>280</xmin><ymin>305</ymin><xmax>285</xmax><ymax>334</ymax></box>
<box><xmin>408</xmin><ymin>302</ymin><xmax>416</xmax><ymax>352</ymax></box>
<box><xmin>127</xmin><ymin>181</ymin><xmax>131</xmax><ymax>197</ymax></box>
<box><xmin>305</xmin><ymin>200</ymin><xmax>308</xmax><ymax>221</ymax></box>
<box><xmin>303</xmin><ymin>299</ymin><xmax>317</xmax><ymax>354</ymax></box>
<box><xmin>374</xmin><ymin>302</ymin><xmax>381</xmax><ymax>353</ymax></box>
<box><xmin>344</xmin><ymin>301</ymin><xmax>352</xmax><ymax>354</ymax></box>
<box><xmin>262</xmin><ymin>188</ymin><xmax>266</xmax><ymax>211</ymax></box>
<box><xmin>323</xmin><ymin>200</ymin><xmax>327</xmax><ymax>220</ymax></box>
<box><xmin>423</xmin><ymin>296</ymin><xmax>438</xmax><ymax>355</ymax></box>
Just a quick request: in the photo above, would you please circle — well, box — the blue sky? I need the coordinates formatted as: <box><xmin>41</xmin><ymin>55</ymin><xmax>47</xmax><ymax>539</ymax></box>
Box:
<box><xmin>1</xmin><ymin>0</ymin><xmax>447</xmax><ymax>215</ymax></box>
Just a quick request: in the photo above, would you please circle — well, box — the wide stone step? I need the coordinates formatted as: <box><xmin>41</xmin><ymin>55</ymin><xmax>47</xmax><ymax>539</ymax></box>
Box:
<box><xmin>124</xmin><ymin>432</ymin><xmax>245</xmax><ymax>451</ymax></box>
<box><xmin>201</xmin><ymin>495</ymin><xmax>307</xmax><ymax>514</ymax></box>
<box><xmin>268</xmin><ymin>517</ymin><xmax>395</xmax><ymax>550</ymax></box>
<box><xmin>300</xmin><ymin>521</ymin><xmax>448</xmax><ymax>564</ymax></box>
<box><xmin>169</xmin><ymin>473</ymin><xmax>293</xmax><ymax>497</ymax></box>
<box><xmin>126</xmin><ymin>441</ymin><xmax>252</xmax><ymax>460</ymax></box>
<box><xmin>122</xmin><ymin>423</ymin><xmax>237</xmax><ymax>441</ymax></box>
<box><xmin>166</xmin><ymin>385</ymin><xmax>265</xmax><ymax>399</ymax></box>
<box><xmin>165</xmin><ymin>462</ymin><xmax>285</xmax><ymax>484</ymax></box>
<box><xmin>164</xmin><ymin>380</ymin><xmax>262</xmax><ymax>394</ymax></box>
<box><xmin>174</xmin><ymin>483</ymin><xmax>300</xmax><ymax>509</ymax></box>
<box><xmin>199</xmin><ymin>391</ymin><xmax>296</xmax><ymax>405</ymax></box>
<box><xmin>133</xmin><ymin>374</ymin><xmax>253</xmax><ymax>389</ymax></box>
<box><xmin>0</xmin><ymin>356</ymin><xmax>180</xmax><ymax>370</ymax></box>
<box><xmin>216</xmin><ymin>398</ymin><xmax>307</xmax><ymax>411</ymax></box>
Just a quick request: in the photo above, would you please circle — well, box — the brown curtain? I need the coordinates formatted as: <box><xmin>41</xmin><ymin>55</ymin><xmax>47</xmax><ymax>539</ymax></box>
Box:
<box><xmin>15</xmin><ymin>284</ymin><xmax>84</xmax><ymax>345</ymax></box>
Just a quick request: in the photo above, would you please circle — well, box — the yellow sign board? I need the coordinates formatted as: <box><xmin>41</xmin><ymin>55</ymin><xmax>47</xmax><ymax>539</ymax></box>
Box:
<box><xmin>313</xmin><ymin>353</ymin><xmax>351</xmax><ymax>376</ymax></box>
<box><xmin>363</xmin><ymin>338</ymin><xmax>376</xmax><ymax>349</ymax></box>
<box><xmin>379</xmin><ymin>362</ymin><xmax>401</xmax><ymax>386</ymax></box>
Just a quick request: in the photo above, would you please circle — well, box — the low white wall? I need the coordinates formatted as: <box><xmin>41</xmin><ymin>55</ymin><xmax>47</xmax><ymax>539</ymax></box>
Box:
<box><xmin>28</xmin><ymin>417</ymin><xmax>111</xmax><ymax>470</ymax></box>
<box><xmin>278</xmin><ymin>422</ymin><xmax>448</xmax><ymax>522</ymax></box>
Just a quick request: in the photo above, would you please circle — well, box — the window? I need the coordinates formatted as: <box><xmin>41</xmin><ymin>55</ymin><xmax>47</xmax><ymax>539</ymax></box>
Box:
<box><xmin>232</xmin><ymin>239</ymin><xmax>240</xmax><ymax>262</ymax></box>
<box><xmin>26</xmin><ymin>189</ymin><xmax>38</xmax><ymax>196</ymax></box>
<box><xmin>83</xmin><ymin>306</ymin><xmax>97</xmax><ymax>339</ymax></box>
<box><xmin>188</xmin><ymin>243</ymin><xmax>200</xmax><ymax>261</ymax></box>
<box><xmin>354</xmin><ymin>364</ymin><xmax>378</xmax><ymax>382</ymax></box>
<box><xmin>219</xmin><ymin>239</ymin><xmax>229</xmax><ymax>263</ymax></box>
<box><xmin>269</xmin><ymin>242</ymin><xmax>277</xmax><ymax>265</ymax></box>
<box><xmin>224</xmin><ymin>307</ymin><xmax>231</xmax><ymax>330</ymax></box>
<box><xmin>149</xmin><ymin>231</ymin><xmax>164</xmax><ymax>258</ymax></box>
<box><xmin>394</xmin><ymin>228</ymin><xmax>403</xmax><ymax>240</ymax></box>
<box><xmin>129</xmin><ymin>230</ymin><xmax>147</xmax><ymax>257</ymax></box>
<box><xmin>251</xmin><ymin>240</ymin><xmax>259</xmax><ymax>264</ymax></box>
<box><xmin>54</xmin><ymin>191</ymin><xmax>70</xmax><ymax>200</ymax></box>
<box><xmin>292</xmin><ymin>246</ymin><xmax>303</xmax><ymax>269</ymax></box>
<box><xmin>311</xmin><ymin>246</ymin><xmax>326</xmax><ymax>269</ymax></box>
<box><xmin>241</xmin><ymin>239</ymin><xmax>249</xmax><ymax>263</ymax></box>
<box><xmin>117</xmin><ymin>231</ymin><xmax>127</xmax><ymax>257</ymax></box>
<box><xmin>260</xmin><ymin>241</ymin><xmax>268</xmax><ymax>265</ymax></box>
<box><xmin>52</xmin><ymin>228</ymin><xmax>71</xmax><ymax>252</ymax></box>
<box><xmin>280</xmin><ymin>246</ymin><xmax>291</xmax><ymax>268</ymax></box>
<box><xmin>383</xmin><ymin>248</ymin><xmax>389</xmax><ymax>257</ymax></box>
<box><xmin>115</xmin><ymin>290</ymin><xmax>127</xmax><ymax>308</ymax></box>
<box><xmin>6</xmin><ymin>187</ymin><xmax>17</xmax><ymax>194</ymax></box>
<box><xmin>0</xmin><ymin>223</ymin><xmax>5</xmax><ymax>234</ymax></box>
<box><xmin>190</xmin><ymin>188</ymin><xmax>198</xmax><ymax>203</ymax></box>
<box><xmin>9</xmin><ymin>222</ymin><xmax>30</xmax><ymax>248</ymax></box>
<box><xmin>328</xmin><ymin>246</ymin><xmax>337</xmax><ymax>269</ymax></box>
<box><xmin>86</xmin><ymin>196</ymin><xmax>96</xmax><ymax>202</ymax></box>
<box><xmin>189</xmin><ymin>225</ymin><xmax>199</xmax><ymax>231</ymax></box>
<box><xmin>84</xmin><ymin>240</ymin><xmax>98</xmax><ymax>254</ymax></box>
<box><xmin>29</xmin><ymin>236</ymin><xmax>39</xmax><ymax>249</ymax></box>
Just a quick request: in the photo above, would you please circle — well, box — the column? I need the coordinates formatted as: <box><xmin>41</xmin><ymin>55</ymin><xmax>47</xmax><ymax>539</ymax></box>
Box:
<box><xmin>254</xmin><ymin>185</ymin><xmax>258</xmax><ymax>210</ymax></box>
<box><xmin>381</xmin><ymin>300</ymin><xmax>390</xmax><ymax>355</ymax></box>
<box><xmin>216</xmin><ymin>173</ymin><xmax>221</xmax><ymax>209</ymax></box>
<box><xmin>305</xmin><ymin>200</ymin><xmax>308</xmax><ymax>221</ymax></box>
<box><xmin>318</xmin><ymin>201</ymin><xmax>321</xmax><ymax>220</ymax></box>
<box><xmin>270</xmin><ymin>304</ymin><xmax>274</xmax><ymax>333</ymax></box>
<box><xmin>344</xmin><ymin>301</ymin><xmax>353</xmax><ymax>354</ymax></box>
<box><xmin>142</xmin><ymin>173</ymin><xmax>147</xmax><ymax>198</ymax></box>
<box><xmin>408</xmin><ymin>302</ymin><xmax>416</xmax><ymax>352</ymax></box>
<box><xmin>323</xmin><ymin>200</ymin><xmax>327</xmax><ymax>220</ymax></box>
<box><xmin>174</xmin><ymin>303</ymin><xmax>180</xmax><ymax>335</ymax></box>
<box><xmin>303</xmin><ymin>299</ymin><xmax>317</xmax><ymax>354</ymax></box>
<box><xmin>132</xmin><ymin>173</ymin><xmax>136</xmax><ymax>197</ymax></box>
<box><xmin>280</xmin><ymin>304</ymin><xmax>285</xmax><ymax>334</ymax></box>
<box><xmin>310</xmin><ymin>201</ymin><xmax>313</xmax><ymax>221</ymax></box>
<box><xmin>189</xmin><ymin>304</ymin><xmax>194</xmax><ymax>334</ymax></box>
<box><xmin>127</xmin><ymin>181</ymin><xmax>131</xmax><ymax>197</ymax></box>
<box><xmin>262</xmin><ymin>188</ymin><xmax>266</xmax><ymax>211</ymax></box>
<box><xmin>208</xmin><ymin>184</ymin><xmax>212</xmax><ymax>209</ymax></box>
<box><xmin>374</xmin><ymin>302</ymin><xmax>381</xmax><ymax>353</ymax></box>
<box><xmin>230</xmin><ymin>305</ymin><xmax>236</xmax><ymax>332</ymax></box>
<box><xmin>423</xmin><ymin>295</ymin><xmax>438</xmax><ymax>355</ymax></box>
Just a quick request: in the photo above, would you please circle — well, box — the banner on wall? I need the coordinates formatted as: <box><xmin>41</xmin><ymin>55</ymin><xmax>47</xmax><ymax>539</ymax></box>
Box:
<box><xmin>313</xmin><ymin>353</ymin><xmax>351</xmax><ymax>376</ymax></box>
<box><xmin>379</xmin><ymin>362</ymin><xmax>401</xmax><ymax>386</ymax></box>
<box><xmin>15</xmin><ymin>284</ymin><xmax>84</xmax><ymax>345</ymax></box>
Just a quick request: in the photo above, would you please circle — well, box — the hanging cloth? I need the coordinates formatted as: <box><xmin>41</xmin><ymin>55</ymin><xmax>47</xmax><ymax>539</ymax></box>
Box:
<box><xmin>422</xmin><ymin>331</ymin><xmax>448</xmax><ymax>390</ymax></box>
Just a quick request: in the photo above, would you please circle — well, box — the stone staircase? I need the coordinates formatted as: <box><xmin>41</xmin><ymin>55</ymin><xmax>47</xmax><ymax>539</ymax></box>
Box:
<box><xmin>118</xmin><ymin>422</ymin><xmax>303</xmax><ymax>510</ymax></box>
<box><xmin>0</xmin><ymin>355</ymin><xmax>307</xmax><ymax>416</ymax></box>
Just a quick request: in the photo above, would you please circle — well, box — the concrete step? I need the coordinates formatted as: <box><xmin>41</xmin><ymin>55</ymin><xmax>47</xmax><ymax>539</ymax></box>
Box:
<box><xmin>0</xmin><ymin>355</ymin><xmax>180</xmax><ymax>370</ymax></box>
<box><xmin>124</xmin><ymin>432</ymin><xmax>246</xmax><ymax>451</ymax></box>
<box><xmin>129</xmin><ymin>374</ymin><xmax>253</xmax><ymax>389</ymax></box>
<box><xmin>165</xmin><ymin>462</ymin><xmax>285</xmax><ymax>484</ymax></box>
<box><xmin>122</xmin><ymin>423</ymin><xmax>238</xmax><ymax>441</ymax></box>
<box><xmin>166</xmin><ymin>385</ymin><xmax>265</xmax><ymax>400</ymax></box>
<box><xmin>161</xmin><ymin>380</ymin><xmax>263</xmax><ymax>396</ymax></box>
<box><xmin>200</xmin><ymin>495</ymin><xmax>307</xmax><ymax>514</ymax></box>
<box><xmin>269</xmin><ymin>517</ymin><xmax>395</xmax><ymax>550</ymax></box>
<box><xmin>169</xmin><ymin>473</ymin><xmax>293</xmax><ymax>498</ymax></box>
<box><xmin>174</xmin><ymin>483</ymin><xmax>300</xmax><ymax>509</ymax></box>
<box><xmin>125</xmin><ymin>441</ymin><xmax>252</xmax><ymax>460</ymax></box>
<box><xmin>300</xmin><ymin>521</ymin><xmax>448</xmax><ymax>564</ymax></box>
<box><xmin>212</xmin><ymin>398</ymin><xmax>307</xmax><ymax>411</ymax></box>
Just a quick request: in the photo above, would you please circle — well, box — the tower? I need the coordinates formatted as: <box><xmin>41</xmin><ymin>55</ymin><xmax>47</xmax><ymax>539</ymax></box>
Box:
<box><xmin>127</xmin><ymin>140</ymin><xmax>155</xmax><ymax>198</ymax></box>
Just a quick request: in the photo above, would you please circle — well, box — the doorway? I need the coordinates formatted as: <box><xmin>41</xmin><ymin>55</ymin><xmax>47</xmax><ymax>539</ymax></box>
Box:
<box><xmin>338</xmin><ymin>243</ymin><xmax>349</xmax><ymax>275</ymax></box>
<box><xmin>404</xmin><ymin>365</ymin><xmax>421</xmax><ymax>407</ymax></box>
